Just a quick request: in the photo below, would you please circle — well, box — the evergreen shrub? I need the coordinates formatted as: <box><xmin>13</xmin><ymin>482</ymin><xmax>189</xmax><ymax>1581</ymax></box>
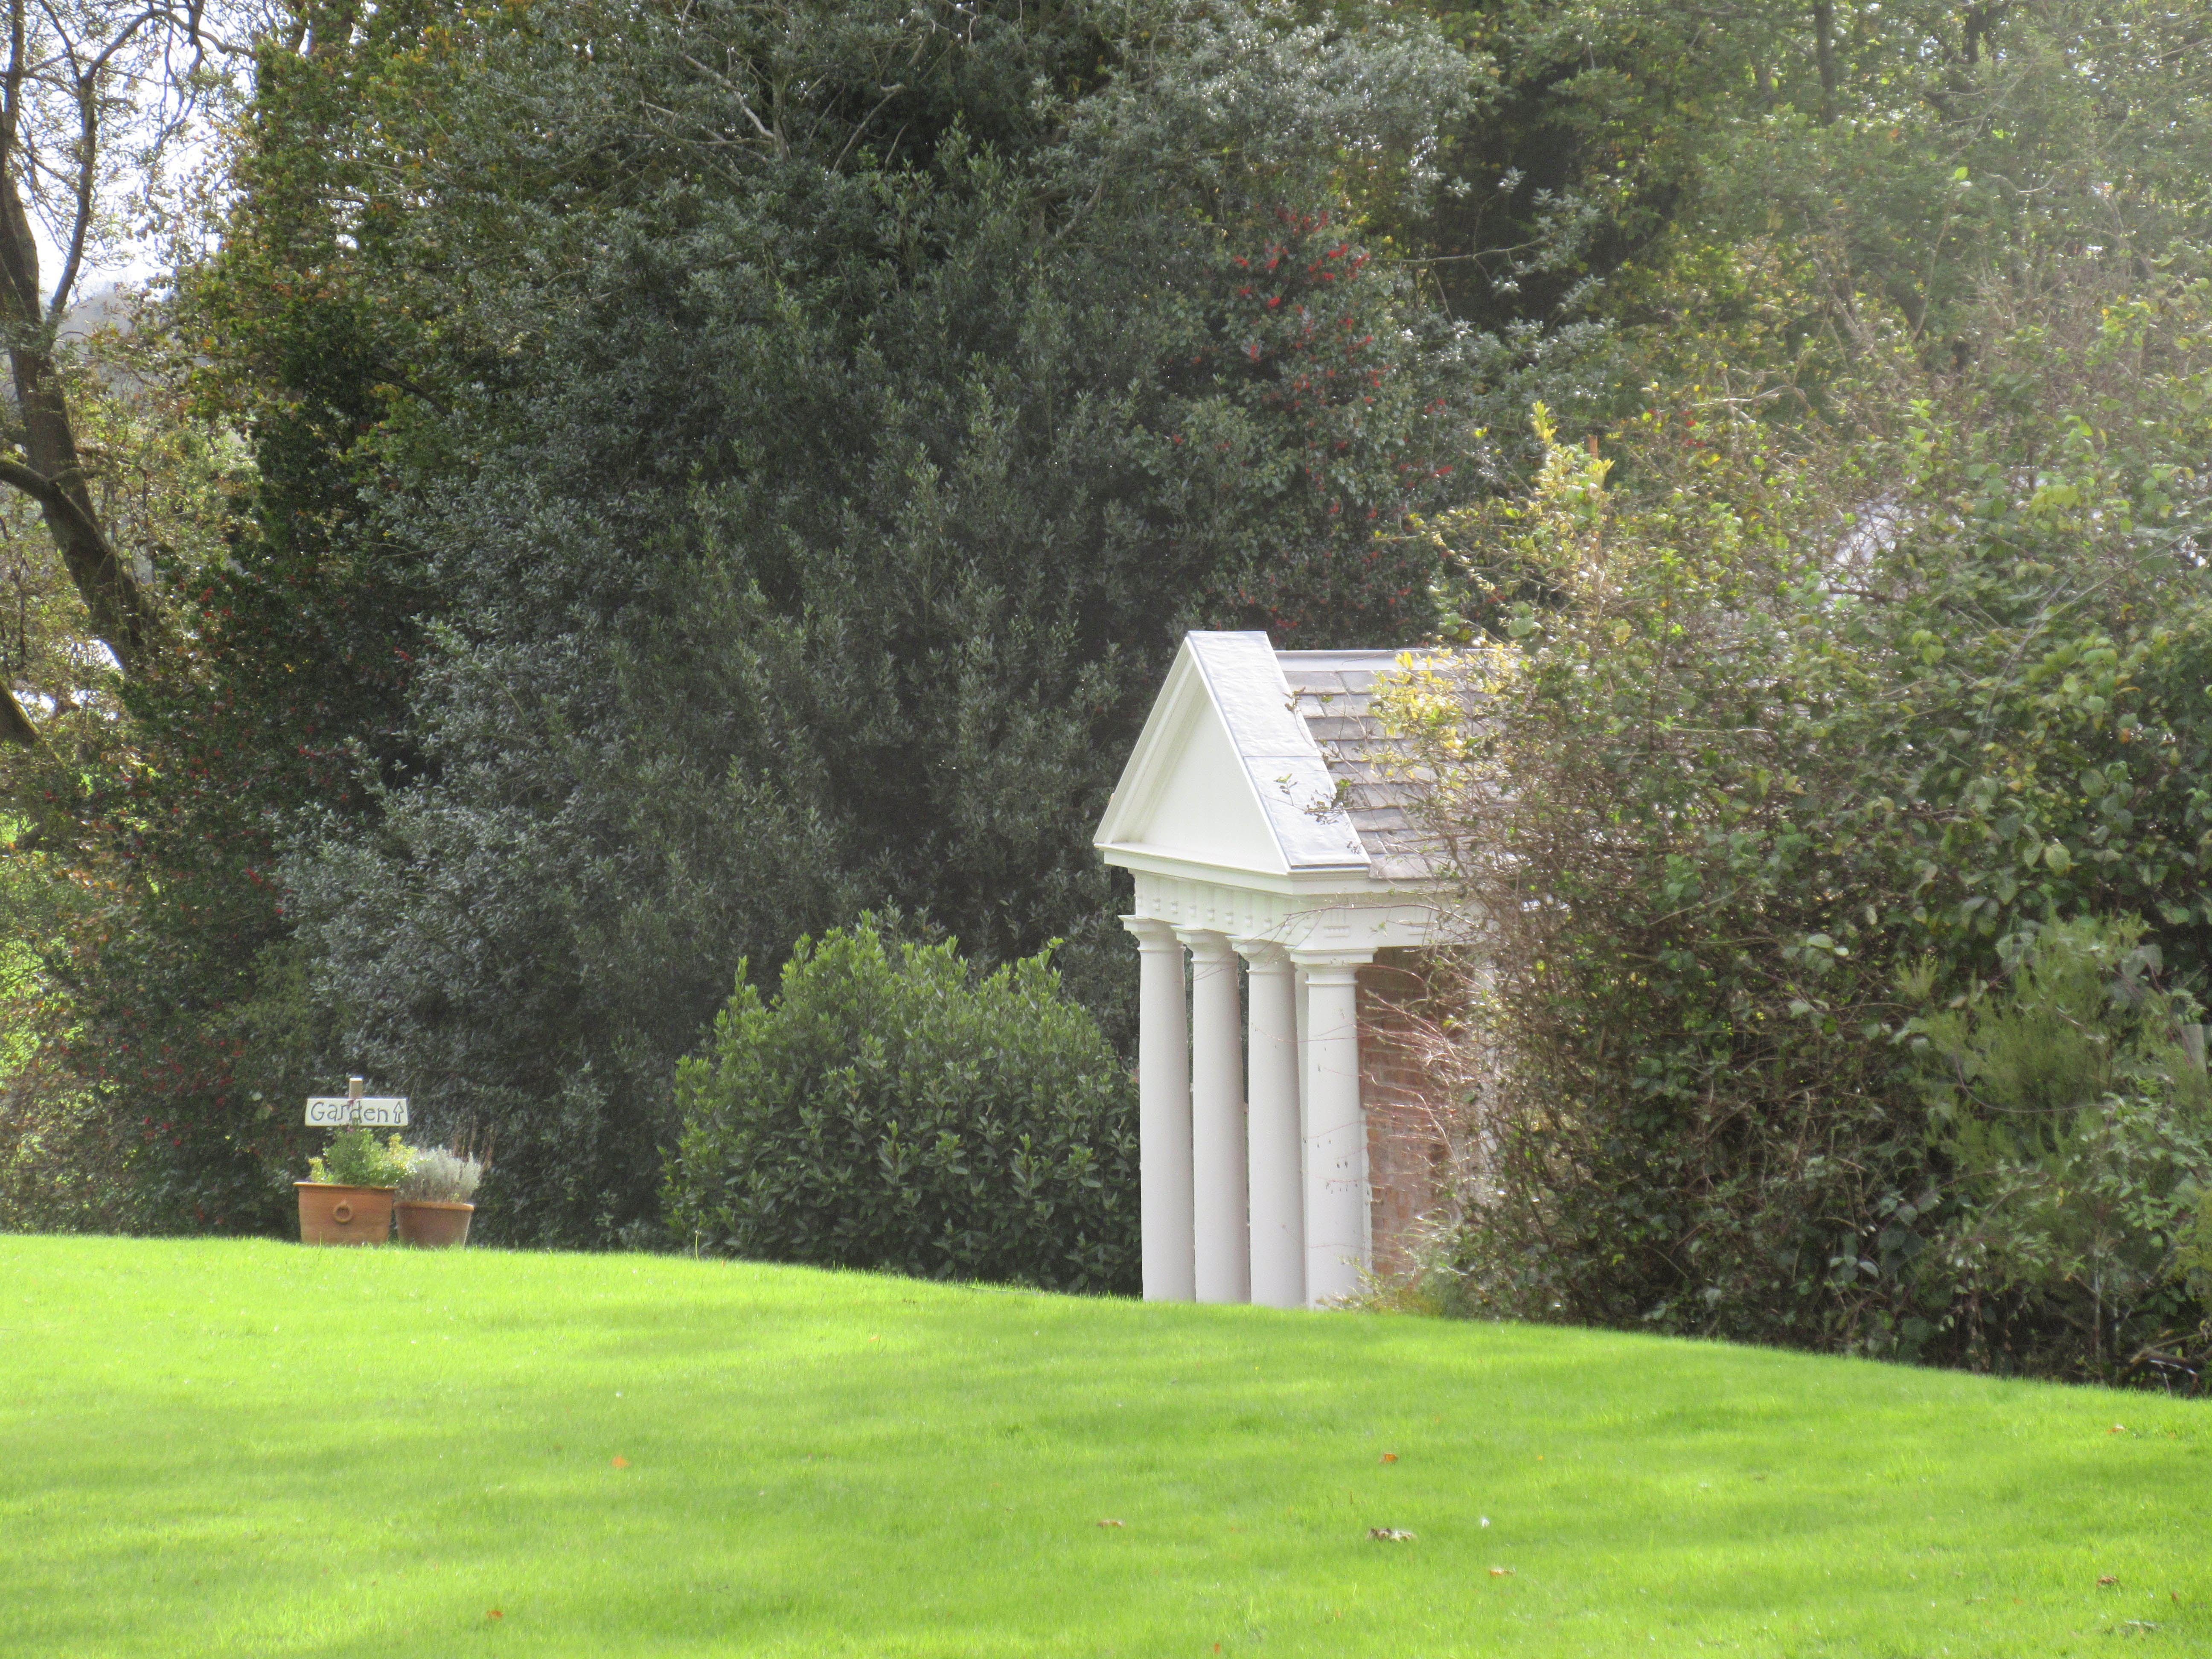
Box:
<box><xmin>1395</xmin><ymin>265</ymin><xmax>2212</xmax><ymax>1378</ymax></box>
<box><xmin>667</xmin><ymin>919</ymin><xmax>1137</xmax><ymax>1292</ymax></box>
<box><xmin>1909</xmin><ymin>918</ymin><xmax>2212</xmax><ymax>1375</ymax></box>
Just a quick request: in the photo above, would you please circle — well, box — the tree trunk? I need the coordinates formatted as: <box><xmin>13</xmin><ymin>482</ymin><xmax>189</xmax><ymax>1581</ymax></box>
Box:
<box><xmin>2</xmin><ymin>681</ymin><xmax>32</xmax><ymax>743</ymax></box>
<box><xmin>1812</xmin><ymin>1</ymin><xmax>1838</xmax><ymax>125</ymax></box>
<box><xmin>0</xmin><ymin>175</ymin><xmax>159</xmax><ymax>681</ymax></box>
<box><xmin>1960</xmin><ymin>4</ymin><xmax>2000</xmax><ymax>66</ymax></box>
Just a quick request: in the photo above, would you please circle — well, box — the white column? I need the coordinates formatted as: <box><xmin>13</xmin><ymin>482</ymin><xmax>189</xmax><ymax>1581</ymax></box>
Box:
<box><xmin>1292</xmin><ymin>950</ymin><xmax>1373</xmax><ymax>1307</ymax></box>
<box><xmin>1177</xmin><ymin>928</ymin><xmax>1249</xmax><ymax>1304</ymax></box>
<box><xmin>1237</xmin><ymin>940</ymin><xmax>1303</xmax><ymax>1309</ymax></box>
<box><xmin>1295</xmin><ymin>964</ymin><xmax>1310</xmax><ymax>1204</ymax></box>
<box><xmin>1123</xmin><ymin>916</ymin><xmax>1193</xmax><ymax>1301</ymax></box>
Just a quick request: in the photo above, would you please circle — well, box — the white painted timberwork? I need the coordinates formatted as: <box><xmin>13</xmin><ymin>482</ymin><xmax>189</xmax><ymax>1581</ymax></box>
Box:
<box><xmin>1180</xmin><ymin>928</ymin><xmax>1249</xmax><ymax>1303</ymax></box>
<box><xmin>1292</xmin><ymin>952</ymin><xmax>1372</xmax><ymax>1303</ymax></box>
<box><xmin>1237</xmin><ymin>940</ymin><xmax>1303</xmax><ymax>1308</ymax></box>
<box><xmin>1097</xmin><ymin>631</ymin><xmax>1449</xmax><ymax>1309</ymax></box>
<box><xmin>1123</xmin><ymin>915</ymin><xmax>1193</xmax><ymax>1301</ymax></box>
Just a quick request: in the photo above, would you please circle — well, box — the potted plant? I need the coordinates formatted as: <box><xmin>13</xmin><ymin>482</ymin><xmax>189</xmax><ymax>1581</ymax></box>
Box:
<box><xmin>395</xmin><ymin>1147</ymin><xmax>484</xmax><ymax>1248</ymax></box>
<box><xmin>297</xmin><ymin>1126</ymin><xmax>413</xmax><ymax>1245</ymax></box>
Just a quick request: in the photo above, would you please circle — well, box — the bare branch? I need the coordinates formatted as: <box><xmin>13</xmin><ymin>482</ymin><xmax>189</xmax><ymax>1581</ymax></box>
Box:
<box><xmin>831</xmin><ymin>82</ymin><xmax>904</xmax><ymax>172</ymax></box>
<box><xmin>47</xmin><ymin>64</ymin><xmax>94</xmax><ymax>317</ymax></box>
<box><xmin>678</xmin><ymin>49</ymin><xmax>785</xmax><ymax>158</ymax></box>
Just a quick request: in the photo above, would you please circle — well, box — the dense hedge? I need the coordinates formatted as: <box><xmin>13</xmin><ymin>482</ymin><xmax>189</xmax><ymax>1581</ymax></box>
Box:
<box><xmin>1402</xmin><ymin>267</ymin><xmax>2212</xmax><ymax>1380</ymax></box>
<box><xmin>666</xmin><ymin>920</ymin><xmax>1137</xmax><ymax>1292</ymax></box>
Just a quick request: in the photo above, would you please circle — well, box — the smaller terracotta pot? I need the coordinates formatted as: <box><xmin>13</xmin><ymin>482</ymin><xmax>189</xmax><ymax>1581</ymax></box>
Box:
<box><xmin>395</xmin><ymin>1200</ymin><xmax>474</xmax><ymax>1249</ymax></box>
<box><xmin>297</xmin><ymin>1182</ymin><xmax>396</xmax><ymax>1246</ymax></box>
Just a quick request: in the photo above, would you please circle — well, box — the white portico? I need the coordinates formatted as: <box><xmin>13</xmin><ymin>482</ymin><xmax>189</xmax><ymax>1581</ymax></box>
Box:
<box><xmin>1094</xmin><ymin>630</ymin><xmax>1445</xmax><ymax>1310</ymax></box>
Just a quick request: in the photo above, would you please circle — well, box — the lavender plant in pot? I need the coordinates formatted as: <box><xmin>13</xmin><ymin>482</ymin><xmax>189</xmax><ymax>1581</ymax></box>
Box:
<box><xmin>297</xmin><ymin>1128</ymin><xmax>412</xmax><ymax>1245</ymax></box>
<box><xmin>395</xmin><ymin>1148</ymin><xmax>483</xmax><ymax>1248</ymax></box>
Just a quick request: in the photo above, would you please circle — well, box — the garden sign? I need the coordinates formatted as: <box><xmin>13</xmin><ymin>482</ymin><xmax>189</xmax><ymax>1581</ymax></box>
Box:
<box><xmin>305</xmin><ymin>1077</ymin><xmax>409</xmax><ymax>1128</ymax></box>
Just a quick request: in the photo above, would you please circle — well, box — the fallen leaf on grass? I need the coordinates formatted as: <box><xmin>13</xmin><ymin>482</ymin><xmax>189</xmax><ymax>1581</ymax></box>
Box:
<box><xmin>1096</xmin><ymin>1519</ymin><xmax>1125</xmax><ymax>1528</ymax></box>
<box><xmin>1380</xmin><ymin>1452</ymin><xmax>1399</xmax><ymax>1464</ymax></box>
<box><xmin>1369</xmin><ymin>1528</ymin><xmax>1415</xmax><ymax>1543</ymax></box>
<box><xmin>2098</xmin><ymin>1576</ymin><xmax>2120</xmax><ymax>1586</ymax></box>
<box><xmin>611</xmin><ymin>1456</ymin><xmax>630</xmax><ymax>1469</ymax></box>
<box><xmin>2109</xmin><ymin>1423</ymin><xmax>2126</xmax><ymax>1434</ymax></box>
<box><xmin>486</xmin><ymin>1610</ymin><xmax>504</xmax><ymax>1621</ymax></box>
<box><xmin>1488</xmin><ymin>1566</ymin><xmax>1515</xmax><ymax>1577</ymax></box>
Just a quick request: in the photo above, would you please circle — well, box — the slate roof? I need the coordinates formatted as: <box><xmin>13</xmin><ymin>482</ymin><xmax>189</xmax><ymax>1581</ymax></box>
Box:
<box><xmin>1275</xmin><ymin>649</ymin><xmax>1441</xmax><ymax>883</ymax></box>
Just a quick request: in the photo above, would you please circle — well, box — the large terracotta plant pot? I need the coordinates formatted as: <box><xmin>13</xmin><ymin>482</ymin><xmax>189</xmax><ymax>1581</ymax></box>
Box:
<box><xmin>395</xmin><ymin>1200</ymin><xmax>474</xmax><ymax>1249</ymax></box>
<box><xmin>296</xmin><ymin>1182</ymin><xmax>396</xmax><ymax>1246</ymax></box>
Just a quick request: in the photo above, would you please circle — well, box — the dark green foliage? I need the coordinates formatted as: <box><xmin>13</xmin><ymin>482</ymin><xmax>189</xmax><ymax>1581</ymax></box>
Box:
<box><xmin>667</xmin><ymin>919</ymin><xmax>1136</xmax><ymax>1292</ymax></box>
<box><xmin>60</xmin><ymin>296</ymin><xmax>434</xmax><ymax>1232</ymax></box>
<box><xmin>2183</xmin><ymin>1190</ymin><xmax>2212</xmax><ymax>1310</ymax></box>
<box><xmin>1907</xmin><ymin>919</ymin><xmax>2212</xmax><ymax>1377</ymax></box>
<box><xmin>20</xmin><ymin>0</ymin><xmax>2208</xmax><ymax>1342</ymax></box>
<box><xmin>0</xmin><ymin>891</ymin><xmax>137</xmax><ymax>1233</ymax></box>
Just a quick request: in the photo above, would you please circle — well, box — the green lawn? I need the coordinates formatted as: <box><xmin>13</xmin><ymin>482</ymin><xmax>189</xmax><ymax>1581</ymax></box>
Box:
<box><xmin>0</xmin><ymin>1237</ymin><xmax>2203</xmax><ymax>1656</ymax></box>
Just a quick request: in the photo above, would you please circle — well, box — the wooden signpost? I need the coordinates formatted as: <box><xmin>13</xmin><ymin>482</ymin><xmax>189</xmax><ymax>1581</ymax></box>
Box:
<box><xmin>305</xmin><ymin>1075</ymin><xmax>410</xmax><ymax>1129</ymax></box>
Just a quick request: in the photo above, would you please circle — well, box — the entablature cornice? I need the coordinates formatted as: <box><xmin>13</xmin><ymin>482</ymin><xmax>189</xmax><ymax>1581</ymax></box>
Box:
<box><xmin>1120</xmin><ymin>867</ymin><xmax>1464</xmax><ymax>954</ymax></box>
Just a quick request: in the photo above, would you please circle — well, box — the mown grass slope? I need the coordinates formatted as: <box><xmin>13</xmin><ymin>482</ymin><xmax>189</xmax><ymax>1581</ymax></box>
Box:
<box><xmin>0</xmin><ymin>1236</ymin><xmax>2204</xmax><ymax>1656</ymax></box>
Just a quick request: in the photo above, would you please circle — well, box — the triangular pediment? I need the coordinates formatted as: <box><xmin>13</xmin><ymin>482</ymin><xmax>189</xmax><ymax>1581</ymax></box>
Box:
<box><xmin>1094</xmin><ymin>633</ymin><xmax>1370</xmax><ymax>880</ymax></box>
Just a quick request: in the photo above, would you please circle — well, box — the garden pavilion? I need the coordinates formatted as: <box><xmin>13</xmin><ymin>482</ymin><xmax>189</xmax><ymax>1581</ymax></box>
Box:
<box><xmin>1094</xmin><ymin>630</ymin><xmax>1457</xmax><ymax>1311</ymax></box>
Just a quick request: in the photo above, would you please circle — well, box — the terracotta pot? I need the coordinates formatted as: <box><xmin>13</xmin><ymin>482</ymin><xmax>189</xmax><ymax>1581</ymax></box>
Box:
<box><xmin>395</xmin><ymin>1200</ymin><xmax>474</xmax><ymax>1249</ymax></box>
<box><xmin>296</xmin><ymin>1182</ymin><xmax>396</xmax><ymax>1246</ymax></box>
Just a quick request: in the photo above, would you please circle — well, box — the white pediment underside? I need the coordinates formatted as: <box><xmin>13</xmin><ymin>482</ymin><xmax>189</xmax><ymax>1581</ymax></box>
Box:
<box><xmin>1094</xmin><ymin>632</ymin><xmax>1371</xmax><ymax>882</ymax></box>
<box><xmin>1119</xmin><ymin>689</ymin><xmax>1295</xmax><ymax>873</ymax></box>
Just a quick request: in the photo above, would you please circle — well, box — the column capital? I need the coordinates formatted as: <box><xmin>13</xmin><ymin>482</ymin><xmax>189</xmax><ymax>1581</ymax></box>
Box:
<box><xmin>1121</xmin><ymin>914</ymin><xmax>1180</xmax><ymax>951</ymax></box>
<box><xmin>1172</xmin><ymin>925</ymin><xmax>1237</xmax><ymax>963</ymax></box>
<box><xmin>1232</xmin><ymin>937</ymin><xmax>1292</xmax><ymax>969</ymax></box>
<box><xmin>1289</xmin><ymin>946</ymin><xmax>1375</xmax><ymax>982</ymax></box>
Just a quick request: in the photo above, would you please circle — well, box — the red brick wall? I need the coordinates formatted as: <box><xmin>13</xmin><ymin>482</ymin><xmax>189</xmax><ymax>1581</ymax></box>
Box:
<box><xmin>1358</xmin><ymin>951</ymin><xmax>1459</xmax><ymax>1285</ymax></box>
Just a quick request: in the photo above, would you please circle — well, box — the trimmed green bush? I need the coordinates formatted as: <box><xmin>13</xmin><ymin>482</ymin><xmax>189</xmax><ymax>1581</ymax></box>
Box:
<box><xmin>667</xmin><ymin>920</ymin><xmax>1137</xmax><ymax>1292</ymax></box>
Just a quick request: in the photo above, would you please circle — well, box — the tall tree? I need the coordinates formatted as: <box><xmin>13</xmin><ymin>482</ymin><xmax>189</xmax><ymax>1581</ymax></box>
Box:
<box><xmin>0</xmin><ymin>0</ymin><xmax>453</xmax><ymax>1231</ymax></box>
